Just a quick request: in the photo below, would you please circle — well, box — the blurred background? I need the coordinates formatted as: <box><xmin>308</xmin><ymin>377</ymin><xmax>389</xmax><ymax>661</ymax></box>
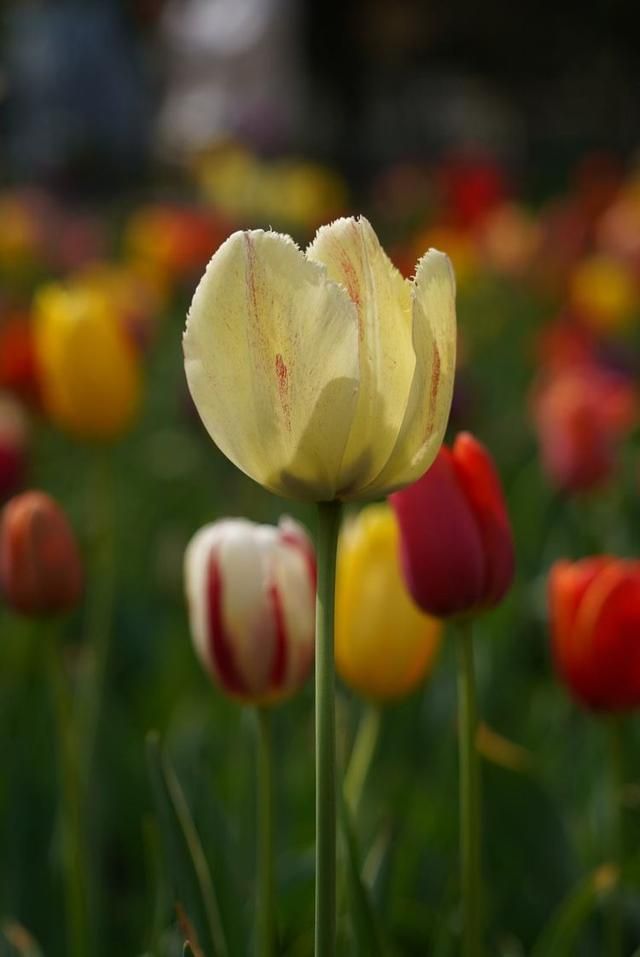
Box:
<box><xmin>2</xmin><ymin>0</ymin><xmax>640</xmax><ymax>192</ymax></box>
<box><xmin>3</xmin><ymin>1</ymin><xmax>640</xmax><ymax>955</ymax></box>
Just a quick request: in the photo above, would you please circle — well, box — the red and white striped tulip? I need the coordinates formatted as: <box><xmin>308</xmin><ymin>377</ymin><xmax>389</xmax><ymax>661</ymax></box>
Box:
<box><xmin>184</xmin><ymin>517</ymin><xmax>316</xmax><ymax>705</ymax></box>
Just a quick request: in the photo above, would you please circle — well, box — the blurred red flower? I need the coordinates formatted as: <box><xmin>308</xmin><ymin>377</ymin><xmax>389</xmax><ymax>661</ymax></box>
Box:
<box><xmin>531</xmin><ymin>363</ymin><xmax>636</xmax><ymax>493</ymax></box>
<box><xmin>438</xmin><ymin>155</ymin><xmax>508</xmax><ymax>228</ymax></box>
<box><xmin>0</xmin><ymin>314</ymin><xmax>40</xmax><ymax>405</ymax></box>
<box><xmin>0</xmin><ymin>491</ymin><xmax>83</xmax><ymax>616</ymax></box>
<box><xmin>549</xmin><ymin>557</ymin><xmax>640</xmax><ymax>712</ymax></box>
<box><xmin>390</xmin><ymin>432</ymin><xmax>515</xmax><ymax>618</ymax></box>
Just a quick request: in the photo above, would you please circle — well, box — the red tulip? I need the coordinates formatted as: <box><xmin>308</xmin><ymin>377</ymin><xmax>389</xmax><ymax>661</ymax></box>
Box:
<box><xmin>0</xmin><ymin>491</ymin><xmax>83</xmax><ymax>616</ymax></box>
<box><xmin>531</xmin><ymin>363</ymin><xmax>636</xmax><ymax>493</ymax></box>
<box><xmin>549</xmin><ymin>557</ymin><xmax>640</xmax><ymax>712</ymax></box>
<box><xmin>390</xmin><ymin>432</ymin><xmax>514</xmax><ymax>617</ymax></box>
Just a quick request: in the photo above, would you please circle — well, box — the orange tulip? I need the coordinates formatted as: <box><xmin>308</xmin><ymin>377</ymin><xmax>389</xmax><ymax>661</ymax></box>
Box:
<box><xmin>0</xmin><ymin>491</ymin><xmax>83</xmax><ymax>616</ymax></box>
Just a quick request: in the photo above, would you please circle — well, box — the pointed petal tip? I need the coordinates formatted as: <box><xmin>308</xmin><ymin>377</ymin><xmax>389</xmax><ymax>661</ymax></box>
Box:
<box><xmin>412</xmin><ymin>247</ymin><xmax>456</xmax><ymax>297</ymax></box>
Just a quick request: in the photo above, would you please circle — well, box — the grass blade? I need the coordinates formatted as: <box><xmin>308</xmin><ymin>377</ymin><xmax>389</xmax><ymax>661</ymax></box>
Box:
<box><xmin>146</xmin><ymin>732</ymin><xmax>229</xmax><ymax>957</ymax></box>
<box><xmin>338</xmin><ymin>787</ymin><xmax>386</xmax><ymax>957</ymax></box>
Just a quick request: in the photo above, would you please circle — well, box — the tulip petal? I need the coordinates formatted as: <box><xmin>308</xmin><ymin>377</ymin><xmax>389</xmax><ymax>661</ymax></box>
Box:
<box><xmin>362</xmin><ymin>248</ymin><xmax>456</xmax><ymax>495</ymax></box>
<box><xmin>271</xmin><ymin>520</ymin><xmax>316</xmax><ymax>693</ymax></box>
<box><xmin>549</xmin><ymin>557</ymin><xmax>615</xmax><ymax>706</ymax></box>
<box><xmin>184</xmin><ymin>230</ymin><xmax>360</xmax><ymax>501</ymax></box>
<box><xmin>306</xmin><ymin>217</ymin><xmax>415</xmax><ymax>496</ymax></box>
<box><xmin>452</xmin><ymin>432</ymin><xmax>515</xmax><ymax>606</ymax></box>
<box><xmin>572</xmin><ymin>561</ymin><xmax>640</xmax><ymax>710</ymax></box>
<box><xmin>390</xmin><ymin>448</ymin><xmax>486</xmax><ymax>617</ymax></box>
<box><xmin>35</xmin><ymin>286</ymin><xmax>140</xmax><ymax>440</ymax></box>
<box><xmin>335</xmin><ymin>506</ymin><xmax>441</xmax><ymax>700</ymax></box>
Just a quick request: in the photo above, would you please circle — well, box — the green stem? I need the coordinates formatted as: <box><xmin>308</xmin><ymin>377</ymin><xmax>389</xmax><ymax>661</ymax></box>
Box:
<box><xmin>256</xmin><ymin>707</ymin><xmax>275</xmax><ymax>957</ymax></box>
<box><xmin>47</xmin><ymin>632</ymin><xmax>88</xmax><ymax>957</ymax></box>
<box><xmin>314</xmin><ymin>500</ymin><xmax>342</xmax><ymax>957</ymax></box>
<box><xmin>344</xmin><ymin>704</ymin><xmax>381</xmax><ymax>817</ymax></box>
<box><xmin>456</xmin><ymin>620</ymin><xmax>481</xmax><ymax>957</ymax></box>
<box><xmin>77</xmin><ymin>449</ymin><xmax>117</xmax><ymax>950</ymax></box>
<box><xmin>606</xmin><ymin>716</ymin><xmax>624</xmax><ymax>957</ymax></box>
<box><xmin>80</xmin><ymin>449</ymin><xmax>116</xmax><ymax>789</ymax></box>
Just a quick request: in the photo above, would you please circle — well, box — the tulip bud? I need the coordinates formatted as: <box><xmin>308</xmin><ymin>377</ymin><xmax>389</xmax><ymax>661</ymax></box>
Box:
<box><xmin>0</xmin><ymin>393</ymin><xmax>29</xmax><ymax>501</ymax></box>
<box><xmin>184</xmin><ymin>517</ymin><xmax>316</xmax><ymax>705</ymax></box>
<box><xmin>335</xmin><ymin>504</ymin><xmax>441</xmax><ymax>701</ymax></box>
<box><xmin>390</xmin><ymin>432</ymin><xmax>514</xmax><ymax>618</ymax></box>
<box><xmin>0</xmin><ymin>491</ymin><xmax>83</xmax><ymax>616</ymax></box>
<box><xmin>33</xmin><ymin>282</ymin><xmax>141</xmax><ymax>441</ymax></box>
<box><xmin>549</xmin><ymin>557</ymin><xmax>640</xmax><ymax>712</ymax></box>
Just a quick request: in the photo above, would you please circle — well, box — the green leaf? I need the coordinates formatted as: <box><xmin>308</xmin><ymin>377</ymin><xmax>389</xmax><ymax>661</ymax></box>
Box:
<box><xmin>531</xmin><ymin>865</ymin><xmax>618</xmax><ymax>957</ymax></box>
<box><xmin>339</xmin><ymin>787</ymin><xmax>387</xmax><ymax>957</ymax></box>
<box><xmin>146</xmin><ymin>731</ymin><xmax>229</xmax><ymax>957</ymax></box>
<box><xmin>183</xmin><ymin>944</ymin><xmax>196</xmax><ymax>957</ymax></box>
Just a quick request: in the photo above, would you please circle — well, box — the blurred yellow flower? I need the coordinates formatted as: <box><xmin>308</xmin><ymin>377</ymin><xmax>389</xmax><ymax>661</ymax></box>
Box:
<box><xmin>77</xmin><ymin>262</ymin><xmax>164</xmax><ymax>351</ymax></box>
<box><xmin>335</xmin><ymin>504</ymin><xmax>441</xmax><ymax>701</ymax></box>
<box><xmin>184</xmin><ymin>216</ymin><xmax>456</xmax><ymax>502</ymax></box>
<box><xmin>34</xmin><ymin>282</ymin><xmax>141</xmax><ymax>441</ymax></box>
<box><xmin>570</xmin><ymin>255</ymin><xmax>637</xmax><ymax>332</ymax></box>
<box><xmin>193</xmin><ymin>143</ymin><xmax>348</xmax><ymax>231</ymax></box>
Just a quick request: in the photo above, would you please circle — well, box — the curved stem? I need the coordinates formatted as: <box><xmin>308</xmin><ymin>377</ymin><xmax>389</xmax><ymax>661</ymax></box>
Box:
<box><xmin>606</xmin><ymin>716</ymin><xmax>624</xmax><ymax>957</ymax></box>
<box><xmin>256</xmin><ymin>707</ymin><xmax>275</xmax><ymax>957</ymax></box>
<box><xmin>314</xmin><ymin>501</ymin><xmax>342</xmax><ymax>957</ymax></box>
<box><xmin>344</xmin><ymin>704</ymin><xmax>381</xmax><ymax>817</ymax></box>
<box><xmin>456</xmin><ymin>620</ymin><xmax>481</xmax><ymax>957</ymax></box>
<box><xmin>47</xmin><ymin>632</ymin><xmax>88</xmax><ymax>957</ymax></box>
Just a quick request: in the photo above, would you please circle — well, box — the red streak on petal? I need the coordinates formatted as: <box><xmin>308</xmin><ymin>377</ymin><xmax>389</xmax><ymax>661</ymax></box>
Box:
<box><xmin>275</xmin><ymin>353</ymin><xmax>291</xmax><ymax>432</ymax></box>
<box><xmin>425</xmin><ymin>343</ymin><xmax>441</xmax><ymax>439</ymax></box>
<box><xmin>243</xmin><ymin>233</ymin><xmax>259</xmax><ymax>323</ymax></box>
<box><xmin>269</xmin><ymin>582</ymin><xmax>288</xmax><ymax>688</ymax></box>
<box><xmin>207</xmin><ymin>551</ymin><xmax>248</xmax><ymax>695</ymax></box>
<box><xmin>280</xmin><ymin>528</ymin><xmax>317</xmax><ymax>591</ymax></box>
<box><xmin>337</xmin><ymin>238</ymin><xmax>364</xmax><ymax>339</ymax></box>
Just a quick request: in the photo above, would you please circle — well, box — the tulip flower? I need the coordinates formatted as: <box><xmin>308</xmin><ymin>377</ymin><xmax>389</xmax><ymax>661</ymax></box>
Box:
<box><xmin>549</xmin><ymin>557</ymin><xmax>640</xmax><ymax>712</ymax></box>
<box><xmin>549</xmin><ymin>556</ymin><xmax>638</xmax><ymax>953</ymax></box>
<box><xmin>184</xmin><ymin>216</ymin><xmax>456</xmax><ymax>957</ymax></box>
<box><xmin>531</xmin><ymin>363</ymin><xmax>636</xmax><ymax>494</ymax></box>
<box><xmin>0</xmin><ymin>490</ymin><xmax>83</xmax><ymax>616</ymax></box>
<box><xmin>183</xmin><ymin>216</ymin><xmax>456</xmax><ymax>503</ymax></box>
<box><xmin>185</xmin><ymin>515</ymin><xmax>316</xmax><ymax>957</ymax></box>
<box><xmin>33</xmin><ymin>282</ymin><xmax>141</xmax><ymax>441</ymax></box>
<box><xmin>184</xmin><ymin>517</ymin><xmax>316</xmax><ymax>705</ymax></box>
<box><xmin>390</xmin><ymin>432</ymin><xmax>515</xmax><ymax>618</ymax></box>
<box><xmin>391</xmin><ymin>432</ymin><xmax>513</xmax><ymax>957</ymax></box>
<box><xmin>336</xmin><ymin>504</ymin><xmax>441</xmax><ymax>701</ymax></box>
<box><xmin>0</xmin><ymin>393</ymin><xmax>29</xmax><ymax>502</ymax></box>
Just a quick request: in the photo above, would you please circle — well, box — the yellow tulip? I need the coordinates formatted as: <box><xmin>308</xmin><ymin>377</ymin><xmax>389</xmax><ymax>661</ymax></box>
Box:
<box><xmin>34</xmin><ymin>282</ymin><xmax>141</xmax><ymax>440</ymax></box>
<box><xmin>183</xmin><ymin>216</ymin><xmax>456</xmax><ymax>502</ymax></box>
<box><xmin>335</xmin><ymin>504</ymin><xmax>441</xmax><ymax>701</ymax></box>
